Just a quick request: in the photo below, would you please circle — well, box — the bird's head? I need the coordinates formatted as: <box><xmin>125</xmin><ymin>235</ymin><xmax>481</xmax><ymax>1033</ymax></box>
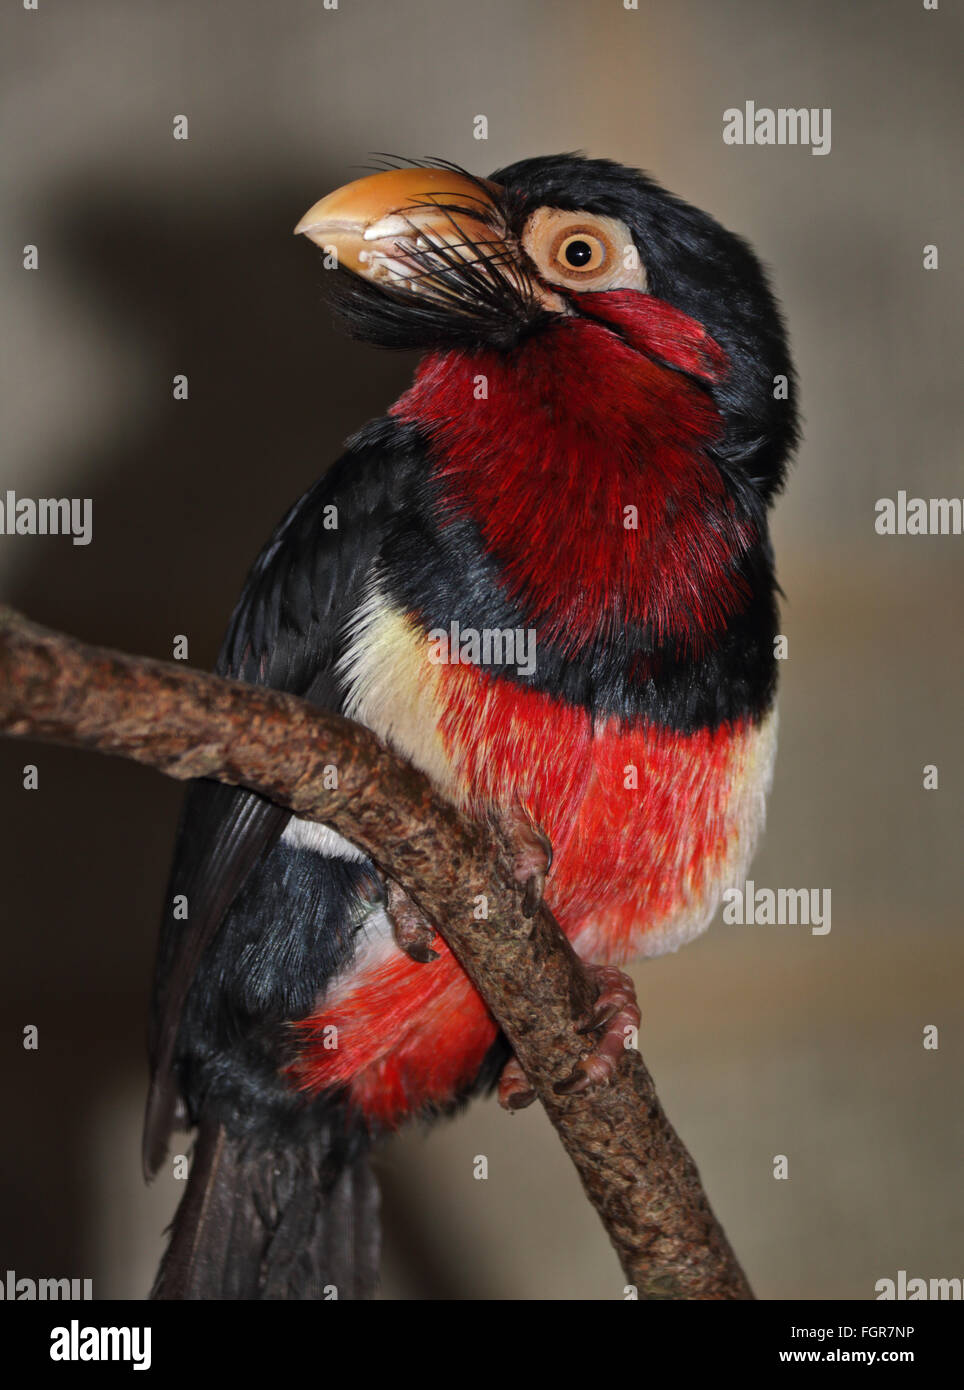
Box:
<box><xmin>296</xmin><ymin>154</ymin><xmax>797</xmax><ymax>496</ymax></box>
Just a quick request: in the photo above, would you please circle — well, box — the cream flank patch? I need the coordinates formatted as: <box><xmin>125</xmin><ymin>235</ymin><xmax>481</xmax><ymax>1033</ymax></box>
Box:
<box><xmin>338</xmin><ymin>571</ymin><xmax>460</xmax><ymax>795</ymax></box>
<box><xmin>281</xmin><ymin>818</ymin><xmax>368</xmax><ymax>862</ymax></box>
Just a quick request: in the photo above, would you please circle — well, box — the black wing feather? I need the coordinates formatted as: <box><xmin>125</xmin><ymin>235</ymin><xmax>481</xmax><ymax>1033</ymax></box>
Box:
<box><xmin>144</xmin><ymin>418</ymin><xmax>420</xmax><ymax>1177</ymax></box>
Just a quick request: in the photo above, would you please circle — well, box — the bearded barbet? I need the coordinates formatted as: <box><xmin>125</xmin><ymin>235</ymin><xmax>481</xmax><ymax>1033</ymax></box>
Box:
<box><xmin>144</xmin><ymin>154</ymin><xmax>797</xmax><ymax>1299</ymax></box>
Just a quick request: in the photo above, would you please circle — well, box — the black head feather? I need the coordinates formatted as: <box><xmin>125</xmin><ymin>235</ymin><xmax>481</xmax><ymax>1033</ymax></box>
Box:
<box><xmin>321</xmin><ymin>153</ymin><xmax>798</xmax><ymax>497</ymax></box>
<box><xmin>492</xmin><ymin>153</ymin><xmax>799</xmax><ymax>498</ymax></box>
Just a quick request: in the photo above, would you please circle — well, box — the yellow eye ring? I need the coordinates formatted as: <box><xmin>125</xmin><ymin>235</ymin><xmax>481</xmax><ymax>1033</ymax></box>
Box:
<box><xmin>552</xmin><ymin>230</ymin><xmax>608</xmax><ymax>274</ymax></box>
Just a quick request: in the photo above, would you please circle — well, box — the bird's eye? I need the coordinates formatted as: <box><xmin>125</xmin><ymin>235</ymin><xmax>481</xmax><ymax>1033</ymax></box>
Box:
<box><xmin>520</xmin><ymin>208</ymin><xmax>647</xmax><ymax>295</ymax></box>
<box><xmin>553</xmin><ymin>231</ymin><xmax>607</xmax><ymax>274</ymax></box>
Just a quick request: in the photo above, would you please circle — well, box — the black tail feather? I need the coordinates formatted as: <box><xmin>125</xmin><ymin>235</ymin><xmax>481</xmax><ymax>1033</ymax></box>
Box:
<box><xmin>152</xmin><ymin>1119</ymin><xmax>380</xmax><ymax>1300</ymax></box>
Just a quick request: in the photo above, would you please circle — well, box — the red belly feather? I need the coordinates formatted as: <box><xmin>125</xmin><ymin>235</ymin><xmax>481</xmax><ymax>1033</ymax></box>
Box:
<box><xmin>288</xmin><ymin>661</ymin><xmax>756</xmax><ymax>1125</ymax></box>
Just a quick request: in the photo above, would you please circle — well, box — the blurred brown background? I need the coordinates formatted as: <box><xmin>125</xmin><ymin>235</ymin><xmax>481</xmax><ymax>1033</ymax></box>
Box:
<box><xmin>1</xmin><ymin>0</ymin><xmax>961</xmax><ymax>1300</ymax></box>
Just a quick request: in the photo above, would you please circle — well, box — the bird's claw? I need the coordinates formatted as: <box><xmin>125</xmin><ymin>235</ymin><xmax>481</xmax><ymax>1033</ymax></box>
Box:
<box><xmin>497</xmin><ymin>967</ymin><xmax>640</xmax><ymax>1107</ymax></box>
<box><xmin>522</xmin><ymin>870</ymin><xmax>546</xmax><ymax>919</ymax></box>
<box><xmin>497</xmin><ymin>1055</ymin><xmax>536</xmax><ymax>1112</ymax></box>
<box><xmin>499</xmin><ymin>805</ymin><xmax>553</xmax><ymax>918</ymax></box>
<box><xmin>386</xmin><ymin>880</ymin><xmax>440</xmax><ymax>964</ymax></box>
<box><xmin>554</xmin><ymin>965</ymin><xmax>641</xmax><ymax>1095</ymax></box>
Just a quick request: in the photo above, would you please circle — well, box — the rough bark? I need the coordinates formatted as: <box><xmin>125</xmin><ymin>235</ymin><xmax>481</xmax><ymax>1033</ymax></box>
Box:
<box><xmin>0</xmin><ymin>604</ymin><xmax>753</xmax><ymax>1299</ymax></box>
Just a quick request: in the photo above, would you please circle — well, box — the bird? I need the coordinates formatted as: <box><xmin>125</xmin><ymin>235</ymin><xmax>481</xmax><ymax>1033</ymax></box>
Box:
<box><xmin>144</xmin><ymin>154</ymin><xmax>797</xmax><ymax>1300</ymax></box>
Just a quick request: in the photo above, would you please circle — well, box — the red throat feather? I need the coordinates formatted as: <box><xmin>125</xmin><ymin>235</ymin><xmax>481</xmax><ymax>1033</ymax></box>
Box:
<box><xmin>391</xmin><ymin>293</ymin><xmax>757</xmax><ymax>655</ymax></box>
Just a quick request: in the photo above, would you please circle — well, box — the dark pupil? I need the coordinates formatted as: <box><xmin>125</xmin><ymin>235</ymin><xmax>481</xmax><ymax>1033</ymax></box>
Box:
<box><xmin>564</xmin><ymin>239</ymin><xmax>593</xmax><ymax>267</ymax></box>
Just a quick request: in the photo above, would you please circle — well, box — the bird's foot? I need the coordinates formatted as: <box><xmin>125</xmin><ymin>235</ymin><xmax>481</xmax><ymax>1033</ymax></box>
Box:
<box><xmin>554</xmin><ymin>964</ymin><xmax>641</xmax><ymax>1095</ymax></box>
<box><xmin>385</xmin><ymin>879</ymin><xmax>440</xmax><ymax>964</ymax></box>
<box><xmin>497</xmin><ymin>1055</ymin><xmax>536</xmax><ymax>1112</ymax></box>
<box><xmin>497</xmin><ymin>803</ymin><xmax>553</xmax><ymax>917</ymax></box>
<box><xmin>497</xmin><ymin>964</ymin><xmax>640</xmax><ymax>1108</ymax></box>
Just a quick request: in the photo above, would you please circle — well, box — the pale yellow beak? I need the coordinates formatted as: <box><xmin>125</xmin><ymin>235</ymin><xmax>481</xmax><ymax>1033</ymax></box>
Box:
<box><xmin>295</xmin><ymin>166</ymin><xmax>507</xmax><ymax>287</ymax></box>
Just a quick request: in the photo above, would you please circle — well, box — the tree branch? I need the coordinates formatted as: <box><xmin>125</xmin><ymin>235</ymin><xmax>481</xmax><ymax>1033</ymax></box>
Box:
<box><xmin>0</xmin><ymin>604</ymin><xmax>752</xmax><ymax>1300</ymax></box>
